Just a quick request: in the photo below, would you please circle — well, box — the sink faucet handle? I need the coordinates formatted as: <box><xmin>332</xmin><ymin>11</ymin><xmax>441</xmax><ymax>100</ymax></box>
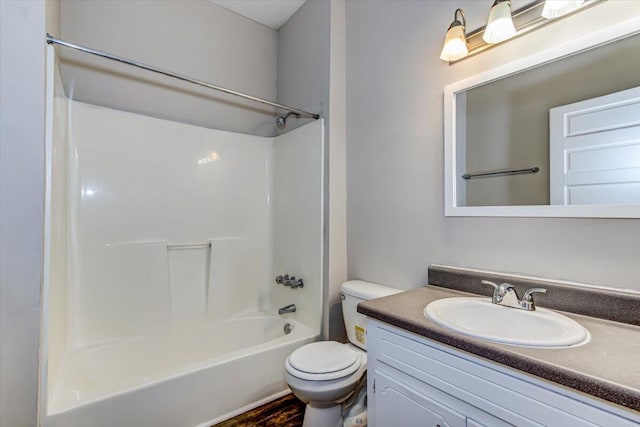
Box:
<box><xmin>481</xmin><ymin>280</ymin><xmax>498</xmax><ymax>291</ymax></box>
<box><xmin>482</xmin><ymin>280</ymin><xmax>518</xmax><ymax>305</ymax></box>
<box><xmin>481</xmin><ymin>280</ymin><xmax>509</xmax><ymax>304</ymax></box>
<box><xmin>521</xmin><ymin>287</ymin><xmax>547</xmax><ymax>310</ymax></box>
<box><xmin>482</xmin><ymin>280</ymin><xmax>503</xmax><ymax>303</ymax></box>
<box><xmin>522</xmin><ymin>287</ymin><xmax>547</xmax><ymax>301</ymax></box>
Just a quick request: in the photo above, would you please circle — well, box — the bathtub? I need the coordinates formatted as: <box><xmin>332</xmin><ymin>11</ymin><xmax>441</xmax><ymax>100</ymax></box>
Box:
<box><xmin>43</xmin><ymin>316</ymin><xmax>317</xmax><ymax>427</ymax></box>
<box><xmin>42</xmin><ymin>56</ymin><xmax>325</xmax><ymax>426</ymax></box>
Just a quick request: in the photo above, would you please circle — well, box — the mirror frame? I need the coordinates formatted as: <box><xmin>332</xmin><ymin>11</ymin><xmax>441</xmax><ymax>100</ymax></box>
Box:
<box><xmin>444</xmin><ymin>17</ymin><xmax>640</xmax><ymax>218</ymax></box>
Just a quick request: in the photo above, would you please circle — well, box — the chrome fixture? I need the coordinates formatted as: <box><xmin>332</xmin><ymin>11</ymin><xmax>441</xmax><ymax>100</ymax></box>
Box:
<box><xmin>284</xmin><ymin>322</ymin><xmax>292</xmax><ymax>335</ymax></box>
<box><xmin>276</xmin><ymin>112</ymin><xmax>302</xmax><ymax>129</ymax></box>
<box><xmin>45</xmin><ymin>34</ymin><xmax>320</xmax><ymax>123</ymax></box>
<box><xmin>520</xmin><ymin>287</ymin><xmax>550</xmax><ymax>311</ymax></box>
<box><xmin>462</xmin><ymin>166</ymin><xmax>539</xmax><ymax>180</ymax></box>
<box><xmin>482</xmin><ymin>280</ymin><xmax>547</xmax><ymax>311</ymax></box>
<box><xmin>275</xmin><ymin>274</ymin><xmax>304</xmax><ymax>289</ymax></box>
<box><xmin>278</xmin><ymin>304</ymin><xmax>297</xmax><ymax>315</ymax></box>
<box><xmin>440</xmin><ymin>0</ymin><xmax>603</xmax><ymax>64</ymax></box>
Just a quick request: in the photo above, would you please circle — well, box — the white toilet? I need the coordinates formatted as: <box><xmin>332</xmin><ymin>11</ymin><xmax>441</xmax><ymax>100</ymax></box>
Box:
<box><xmin>284</xmin><ymin>280</ymin><xmax>400</xmax><ymax>427</ymax></box>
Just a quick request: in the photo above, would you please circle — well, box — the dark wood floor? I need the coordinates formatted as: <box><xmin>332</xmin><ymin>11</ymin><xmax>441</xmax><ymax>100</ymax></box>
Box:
<box><xmin>213</xmin><ymin>393</ymin><xmax>305</xmax><ymax>427</ymax></box>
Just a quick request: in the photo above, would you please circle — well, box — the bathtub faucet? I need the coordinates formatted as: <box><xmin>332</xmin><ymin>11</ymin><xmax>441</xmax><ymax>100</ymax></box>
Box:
<box><xmin>275</xmin><ymin>274</ymin><xmax>304</xmax><ymax>289</ymax></box>
<box><xmin>278</xmin><ymin>304</ymin><xmax>296</xmax><ymax>315</ymax></box>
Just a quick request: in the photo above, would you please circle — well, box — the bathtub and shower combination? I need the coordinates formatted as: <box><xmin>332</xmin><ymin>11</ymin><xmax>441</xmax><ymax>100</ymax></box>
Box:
<box><xmin>40</xmin><ymin>44</ymin><xmax>325</xmax><ymax>427</ymax></box>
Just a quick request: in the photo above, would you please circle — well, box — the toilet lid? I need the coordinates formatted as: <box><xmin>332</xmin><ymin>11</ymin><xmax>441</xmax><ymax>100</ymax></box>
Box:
<box><xmin>288</xmin><ymin>342</ymin><xmax>359</xmax><ymax>376</ymax></box>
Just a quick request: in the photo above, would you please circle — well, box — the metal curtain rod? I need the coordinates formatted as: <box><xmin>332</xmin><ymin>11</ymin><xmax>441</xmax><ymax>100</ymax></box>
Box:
<box><xmin>45</xmin><ymin>34</ymin><xmax>320</xmax><ymax>120</ymax></box>
<box><xmin>462</xmin><ymin>167</ymin><xmax>540</xmax><ymax>180</ymax></box>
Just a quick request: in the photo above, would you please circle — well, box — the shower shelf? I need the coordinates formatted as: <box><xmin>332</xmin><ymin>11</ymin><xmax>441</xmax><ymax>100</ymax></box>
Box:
<box><xmin>167</xmin><ymin>242</ymin><xmax>212</xmax><ymax>250</ymax></box>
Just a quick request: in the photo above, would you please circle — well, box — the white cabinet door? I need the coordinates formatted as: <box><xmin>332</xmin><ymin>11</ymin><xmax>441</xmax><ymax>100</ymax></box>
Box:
<box><xmin>367</xmin><ymin>320</ymin><xmax>640</xmax><ymax>427</ymax></box>
<box><xmin>373</xmin><ymin>371</ymin><xmax>466</xmax><ymax>427</ymax></box>
<box><xmin>550</xmin><ymin>86</ymin><xmax>640</xmax><ymax>205</ymax></box>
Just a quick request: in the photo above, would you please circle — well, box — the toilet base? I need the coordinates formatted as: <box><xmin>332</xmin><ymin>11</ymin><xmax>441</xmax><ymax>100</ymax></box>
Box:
<box><xmin>303</xmin><ymin>404</ymin><xmax>342</xmax><ymax>427</ymax></box>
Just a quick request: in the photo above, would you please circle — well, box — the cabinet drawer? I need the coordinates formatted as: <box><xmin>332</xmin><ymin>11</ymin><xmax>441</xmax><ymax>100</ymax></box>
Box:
<box><xmin>368</xmin><ymin>321</ymin><xmax>639</xmax><ymax>427</ymax></box>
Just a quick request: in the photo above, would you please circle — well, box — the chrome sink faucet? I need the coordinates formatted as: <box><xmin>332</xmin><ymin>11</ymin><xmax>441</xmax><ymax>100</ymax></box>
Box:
<box><xmin>481</xmin><ymin>280</ymin><xmax>547</xmax><ymax>311</ymax></box>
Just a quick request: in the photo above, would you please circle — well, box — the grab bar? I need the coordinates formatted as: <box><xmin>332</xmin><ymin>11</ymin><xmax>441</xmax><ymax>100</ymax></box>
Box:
<box><xmin>462</xmin><ymin>166</ymin><xmax>539</xmax><ymax>180</ymax></box>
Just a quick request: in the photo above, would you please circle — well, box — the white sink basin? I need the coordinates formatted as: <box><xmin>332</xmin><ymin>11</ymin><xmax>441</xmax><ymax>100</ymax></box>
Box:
<box><xmin>424</xmin><ymin>297</ymin><xmax>590</xmax><ymax>348</ymax></box>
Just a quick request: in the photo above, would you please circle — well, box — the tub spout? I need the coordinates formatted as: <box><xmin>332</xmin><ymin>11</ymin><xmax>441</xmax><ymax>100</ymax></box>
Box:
<box><xmin>278</xmin><ymin>304</ymin><xmax>296</xmax><ymax>315</ymax></box>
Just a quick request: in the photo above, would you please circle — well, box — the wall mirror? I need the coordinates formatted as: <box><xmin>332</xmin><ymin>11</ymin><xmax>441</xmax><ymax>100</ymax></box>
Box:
<box><xmin>444</xmin><ymin>18</ymin><xmax>640</xmax><ymax>218</ymax></box>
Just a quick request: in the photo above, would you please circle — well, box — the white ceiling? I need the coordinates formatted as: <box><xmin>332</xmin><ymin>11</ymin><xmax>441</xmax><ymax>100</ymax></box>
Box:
<box><xmin>210</xmin><ymin>0</ymin><xmax>306</xmax><ymax>30</ymax></box>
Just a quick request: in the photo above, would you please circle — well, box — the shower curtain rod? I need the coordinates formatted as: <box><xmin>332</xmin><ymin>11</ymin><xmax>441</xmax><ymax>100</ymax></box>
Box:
<box><xmin>46</xmin><ymin>34</ymin><xmax>320</xmax><ymax>120</ymax></box>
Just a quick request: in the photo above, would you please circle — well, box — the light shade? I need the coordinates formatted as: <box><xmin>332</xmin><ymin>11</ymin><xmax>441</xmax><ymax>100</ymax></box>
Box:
<box><xmin>440</xmin><ymin>9</ymin><xmax>468</xmax><ymax>62</ymax></box>
<box><xmin>483</xmin><ymin>0</ymin><xmax>516</xmax><ymax>44</ymax></box>
<box><xmin>541</xmin><ymin>0</ymin><xmax>584</xmax><ymax>19</ymax></box>
<box><xmin>440</xmin><ymin>25</ymin><xmax>468</xmax><ymax>61</ymax></box>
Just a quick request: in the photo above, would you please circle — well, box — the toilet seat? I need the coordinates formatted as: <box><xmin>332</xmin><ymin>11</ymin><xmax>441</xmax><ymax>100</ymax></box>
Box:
<box><xmin>285</xmin><ymin>342</ymin><xmax>362</xmax><ymax>381</ymax></box>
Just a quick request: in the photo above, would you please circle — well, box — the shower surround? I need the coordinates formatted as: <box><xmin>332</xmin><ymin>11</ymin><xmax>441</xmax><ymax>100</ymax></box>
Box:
<box><xmin>41</xmin><ymin>50</ymin><xmax>324</xmax><ymax>427</ymax></box>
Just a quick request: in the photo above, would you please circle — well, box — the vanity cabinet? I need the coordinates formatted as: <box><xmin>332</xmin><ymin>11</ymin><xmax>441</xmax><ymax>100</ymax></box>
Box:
<box><xmin>372</xmin><ymin>370</ymin><xmax>504</xmax><ymax>427</ymax></box>
<box><xmin>367</xmin><ymin>319</ymin><xmax>639</xmax><ymax>427</ymax></box>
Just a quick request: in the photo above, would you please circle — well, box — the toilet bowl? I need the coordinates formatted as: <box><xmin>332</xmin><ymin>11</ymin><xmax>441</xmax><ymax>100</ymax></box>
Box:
<box><xmin>285</xmin><ymin>342</ymin><xmax>366</xmax><ymax>405</ymax></box>
<box><xmin>284</xmin><ymin>280</ymin><xmax>400</xmax><ymax>427</ymax></box>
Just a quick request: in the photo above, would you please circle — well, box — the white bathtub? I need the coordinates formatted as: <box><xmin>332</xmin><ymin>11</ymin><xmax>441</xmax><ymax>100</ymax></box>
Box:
<box><xmin>42</xmin><ymin>60</ymin><xmax>325</xmax><ymax>427</ymax></box>
<box><xmin>43</xmin><ymin>316</ymin><xmax>317</xmax><ymax>427</ymax></box>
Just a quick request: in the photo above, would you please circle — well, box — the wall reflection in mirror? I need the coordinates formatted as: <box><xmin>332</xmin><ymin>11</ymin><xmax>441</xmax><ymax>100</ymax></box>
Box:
<box><xmin>457</xmin><ymin>33</ymin><xmax>640</xmax><ymax>207</ymax></box>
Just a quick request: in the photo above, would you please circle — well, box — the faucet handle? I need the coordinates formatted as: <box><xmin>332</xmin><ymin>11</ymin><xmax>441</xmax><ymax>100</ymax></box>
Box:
<box><xmin>482</xmin><ymin>280</ymin><xmax>501</xmax><ymax>303</ymax></box>
<box><xmin>521</xmin><ymin>287</ymin><xmax>547</xmax><ymax>310</ymax></box>
<box><xmin>482</xmin><ymin>280</ymin><xmax>518</xmax><ymax>304</ymax></box>
<box><xmin>522</xmin><ymin>287</ymin><xmax>547</xmax><ymax>301</ymax></box>
<box><xmin>481</xmin><ymin>280</ymin><xmax>498</xmax><ymax>291</ymax></box>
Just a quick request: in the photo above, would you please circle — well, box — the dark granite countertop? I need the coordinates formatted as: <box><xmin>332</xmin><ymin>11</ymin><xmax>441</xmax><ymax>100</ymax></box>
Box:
<box><xmin>358</xmin><ymin>285</ymin><xmax>640</xmax><ymax>413</ymax></box>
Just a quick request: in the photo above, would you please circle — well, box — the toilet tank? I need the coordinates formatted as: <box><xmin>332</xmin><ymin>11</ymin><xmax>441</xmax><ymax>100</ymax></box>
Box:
<box><xmin>340</xmin><ymin>280</ymin><xmax>401</xmax><ymax>350</ymax></box>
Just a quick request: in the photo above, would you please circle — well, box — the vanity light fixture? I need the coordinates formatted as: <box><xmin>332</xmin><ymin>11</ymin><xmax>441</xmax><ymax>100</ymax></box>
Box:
<box><xmin>483</xmin><ymin>0</ymin><xmax>517</xmax><ymax>44</ymax></box>
<box><xmin>440</xmin><ymin>9</ymin><xmax>469</xmax><ymax>61</ymax></box>
<box><xmin>541</xmin><ymin>0</ymin><xmax>585</xmax><ymax>19</ymax></box>
<box><xmin>441</xmin><ymin>0</ymin><xmax>603</xmax><ymax>64</ymax></box>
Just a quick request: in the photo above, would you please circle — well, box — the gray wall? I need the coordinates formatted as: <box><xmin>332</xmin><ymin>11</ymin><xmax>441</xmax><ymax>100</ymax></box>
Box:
<box><xmin>60</xmin><ymin>0</ymin><xmax>278</xmax><ymax>136</ymax></box>
<box><xmin>277</xmin><ymin>0</ymin><xmax>330</xmax><ymax>132</ymax></box>
<box><xmin>346</xmin><ymin>0</ymin><xmax>640</xmax><ymax>292</ymax></box>
<box><xmin>0</xmin><ymin>1</ymin><xmax>47</xmax><ymax>426</ymax></box>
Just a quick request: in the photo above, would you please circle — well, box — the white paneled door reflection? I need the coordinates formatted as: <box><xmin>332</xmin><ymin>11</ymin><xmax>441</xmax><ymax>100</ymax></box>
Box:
<box><xmin>550</xmin><ymin>86</ymin><xmax>640</xmax><ymax>205</ymax></box>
